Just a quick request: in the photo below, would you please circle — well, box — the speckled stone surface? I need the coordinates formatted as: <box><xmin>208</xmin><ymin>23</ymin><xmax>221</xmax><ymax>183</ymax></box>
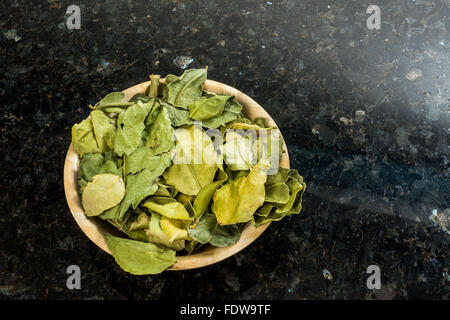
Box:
<box><xmin>0</xmin><ymin>0</ymin><xmax>448</xmax><ymax>299</ymax></box>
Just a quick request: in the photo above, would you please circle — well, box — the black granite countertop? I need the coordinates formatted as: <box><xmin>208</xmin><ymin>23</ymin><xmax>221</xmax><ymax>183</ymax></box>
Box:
<box><xmin>0</xmin><ymin>0</ymin><xmax>448</xmax><ymax>299</ymax></box>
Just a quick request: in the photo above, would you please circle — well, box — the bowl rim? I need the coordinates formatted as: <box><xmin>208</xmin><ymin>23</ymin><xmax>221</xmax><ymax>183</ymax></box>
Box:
<box><xmin>63</xmin><ymin>78</ymin><xmax>290</xmax><ymax>271</ymax></box>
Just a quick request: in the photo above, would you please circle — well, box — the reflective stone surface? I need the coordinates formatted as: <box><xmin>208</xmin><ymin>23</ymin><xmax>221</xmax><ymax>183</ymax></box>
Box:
<box><xmin>0</xmin><ymin>0</ymin><xmax>448</xmax><ymax>299</ymax></box>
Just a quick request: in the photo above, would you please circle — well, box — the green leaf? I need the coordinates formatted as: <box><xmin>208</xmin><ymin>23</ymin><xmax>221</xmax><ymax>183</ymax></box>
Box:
<box><xmin>264</xmin><ymin>183</ymin><xmax>290</xmax><ymax>204</ymax></box>
<box><xmin>91</xmin><ymin>92</ymin><xmax>134</xmax><ymax>109</ymax></box>
<box><xmin>125</xmin><ymin>230</ymin><xmax>148</xmax><ymax>242</ymax></box>
<box><xmin>159</xmin><ymin>99</ymin><xmax>193</xmax><ymax>127</ymax></box>
<box><xmin>230</xmin><ymin>169</ymin><xmax>249</xmax><ymax>180</ymax></box>
<box><xmin>77</xmin><ymin>153</ymin><xmax>122</xmax><ymax>193</ymax></box>
<box><xmin>227</xmin><ymin>121</ymin><xmax>272</xmax><ymax>131</ymax></box>
<box><xmin>175</xmin><ymin>193</ymin><xmax>194</xmax><ymax>204</ymax></box>
<box><xmin>193</xmin><ymin>163</ymin><xmax>228</xmax><ymax>219</ymax></box>
<box><xmin>101</xmin><ymin>107</ymin><xmax>129</xmax><ymax>114</ymax></box>
<box><xmin>188</xmin><ymin>95</ymin><xmax>230</xmax><ymax>120</ymax></box>
<box><xmin>154</xmin><ymin>182</ymin><xmax>177</xmax><ymax>197</ymax></box>
<box><xmin>98</xmin><ymin>204</ymin><xmax>119</xmax><ymax>221</ymax></box>
<box><xmin>105</xmin><ymin>234</ymin><xmax>176</xmax><ymax>275</ymax></box>
<box><xmin>163</xmin><ymin>125</ymin><xmax>218</xmax><ymax>196</ymax></box>
<box><xmin>160</xmin><ymin>216</ymin><xmax>190</xmax><ymax>242</ymax></box>
<box><xmin>91</xmin><ymin>110</ymin><xmax>116</xmax><ymax>152</ymax></box>
<box><xmin>253</xmin><ymin>117</ymin><xmax>267</xmax><ymax>128</ymax></box>
<box><xmin>254</xmin><ymin>130</ymin><xmax>284</xmax><ymax>169</ymax></box>
<box><xmin>101</xmin><ymin>158</ymin><xmax>122</xmax><ymax>176</ymax></box>
<box><xmin>118</xmin><ymin>211</ymin><xmax>151</xmax><ymax>242</ymax></box>
<box><xmin>188</xmin><ymin>212</ymin><xmax>241</xmax><ymax>247</ymax></box>
<box><xmin>129</xmin><ymin>93</ymin><xmax>153</xmax><ymax>103</ymax></box>
<box><xmin>212</xmin><ymin>158</ymin><xmax>270</xmax><ymax>225</ymax></box>
<box><xmin>222</xmin><ymin>130</ymin><xmax>256</xmax><ymax>171</ymax></box>
<box><xmin>125</xmin><ymin>148</ymin><xmax>172</xmax><ymax>175</ymax></box>
<box><xmin>222</xmin><ymin>125</ymin><xmax>283</xmax><ymax>175</ymax></box>
<box><xmin>161</xmin><ymin>68</ymin><xmax>207</xmax><ymax>109</ymax></box>
<box><xmin>82</xmin><ymin>174</ymin><xmax>125</xmax><ymax>217</ymax></box>
<box><xmin>72</xmin><ymin>118</ymin><xmax>100</xmax><ymax>156</ymax></box>
<box><xmin>187</xmin><ymin>212</ymin><xmax>215</xmax><ymax>243</ymax></box>
<box><xmin>201</xmin><ymin>98</ymin><xmax>242</xmax><ymax>129</ymax></box>
<box><xmin>143</xmin><ymin>107</ymin><xmax>174</xmax><ymax>155</ymax></box>
<box><xmin>97</xmin><ymin>92</ymin><xmax>125</xmax><ymax>105</ymax></box>
<box><xmin>275</xmin><ymin>170</ymin><xmax>306</xmax><ymax>214</ymax></box>
<box><xmin>209</xmin><ymin>223</ymin><xmax>241</xmax><ymax>247</ymax></box>
<box><xmin>142</xmin><ymin>197</ymin><xmax>192</xmax><ymax>220</ymax></box>
<box><xmin>184</xmin><ymin>240</ymin><xmax>201</xmax><ymax>254</ymax></box>
<box><xmin>266</xmin><ymin>167</ymin><xmax>290</xmax><ymax>185</ymax></box>
<box><xmin>145</xmin><ymin>212</ymin><xmax>185</xmax><ymax>251</ymax></box>
<box><xmin>113</xmin><ymin>101</ymin><xmax>153</xmax><ymax>157</ymax></box>
<box><xmin>143</xmin><ymin>98</ymin><xmax>160</xmax><ymax>126</ymax></box>
<box><xmin>77</xmin><ymin>153</ymin><xmax>105</xmax><ymax>192</ymax></box>
<box><xmin>224</xmin><ymin>97</ymin><xmax>243</xmax><ymax>114</ymax></box>
<box><xmin>253</xmin><ymin>169</ymin><xmax>306</xmax><ymax>227</ymax></box>
<box><xmin>202</xmin><ymin>90</ymin><xmax>217</xmax><ymax>98</ymax></box>
<box><xmin>146</xmin><ymin>74</ymin><xmax>160</xmax><ymax>97</ymax></box>
<box><xmin>118</xmin><ymin>154</ymin><xmax>172</xmax><ymax>220</ymax></box>
<box><xmin>127</xmin><ymin>211</ymin><xmax>151</xmax><ymax>231</ymax></box>
<box><xmin>201</xmin><ymin>112</ymin><xmax>238</xmax><ymax>129</ymax></box>
<box><xmin>117</xmin><ymin>177</ymin><xmax>157</xmax><ymax>220</ymax></box>
<box><xmin>175</xmin><ymin>193</ymin><xmax>196</xmax><ymax>218</ymax></box>
<box><xmin>263</xmin><ymin>168</ymin><xmax>291</xmax><ymax>205</ymax></box>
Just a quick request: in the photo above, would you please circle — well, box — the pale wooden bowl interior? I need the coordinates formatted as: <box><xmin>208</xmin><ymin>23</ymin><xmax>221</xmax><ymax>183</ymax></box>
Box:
<box><xmin>63</xmin><ymin>79</ymin><xmax>290</xmax><ymax>271</ymax></box>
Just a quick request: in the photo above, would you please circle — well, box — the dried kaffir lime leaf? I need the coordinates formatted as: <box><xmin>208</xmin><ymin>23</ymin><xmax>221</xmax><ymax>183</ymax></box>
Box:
<box><xmin>82</xmin><ymin>174</ymin><xmax>125</xmax><ymax>217</ymax></box>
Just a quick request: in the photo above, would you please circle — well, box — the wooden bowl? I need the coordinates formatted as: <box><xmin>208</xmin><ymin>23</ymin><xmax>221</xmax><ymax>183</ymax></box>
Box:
<box><xmin>63</xmin><ymin>79</ymin><xmax>290</xmax><ymax>271</ymax></box>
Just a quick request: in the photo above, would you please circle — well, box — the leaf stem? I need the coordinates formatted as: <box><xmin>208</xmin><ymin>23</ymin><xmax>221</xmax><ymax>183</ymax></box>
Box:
<box><xmin>91</xmin><ymin>102</ymin><xmax>135</xmax><ymax>109</ymax></box>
